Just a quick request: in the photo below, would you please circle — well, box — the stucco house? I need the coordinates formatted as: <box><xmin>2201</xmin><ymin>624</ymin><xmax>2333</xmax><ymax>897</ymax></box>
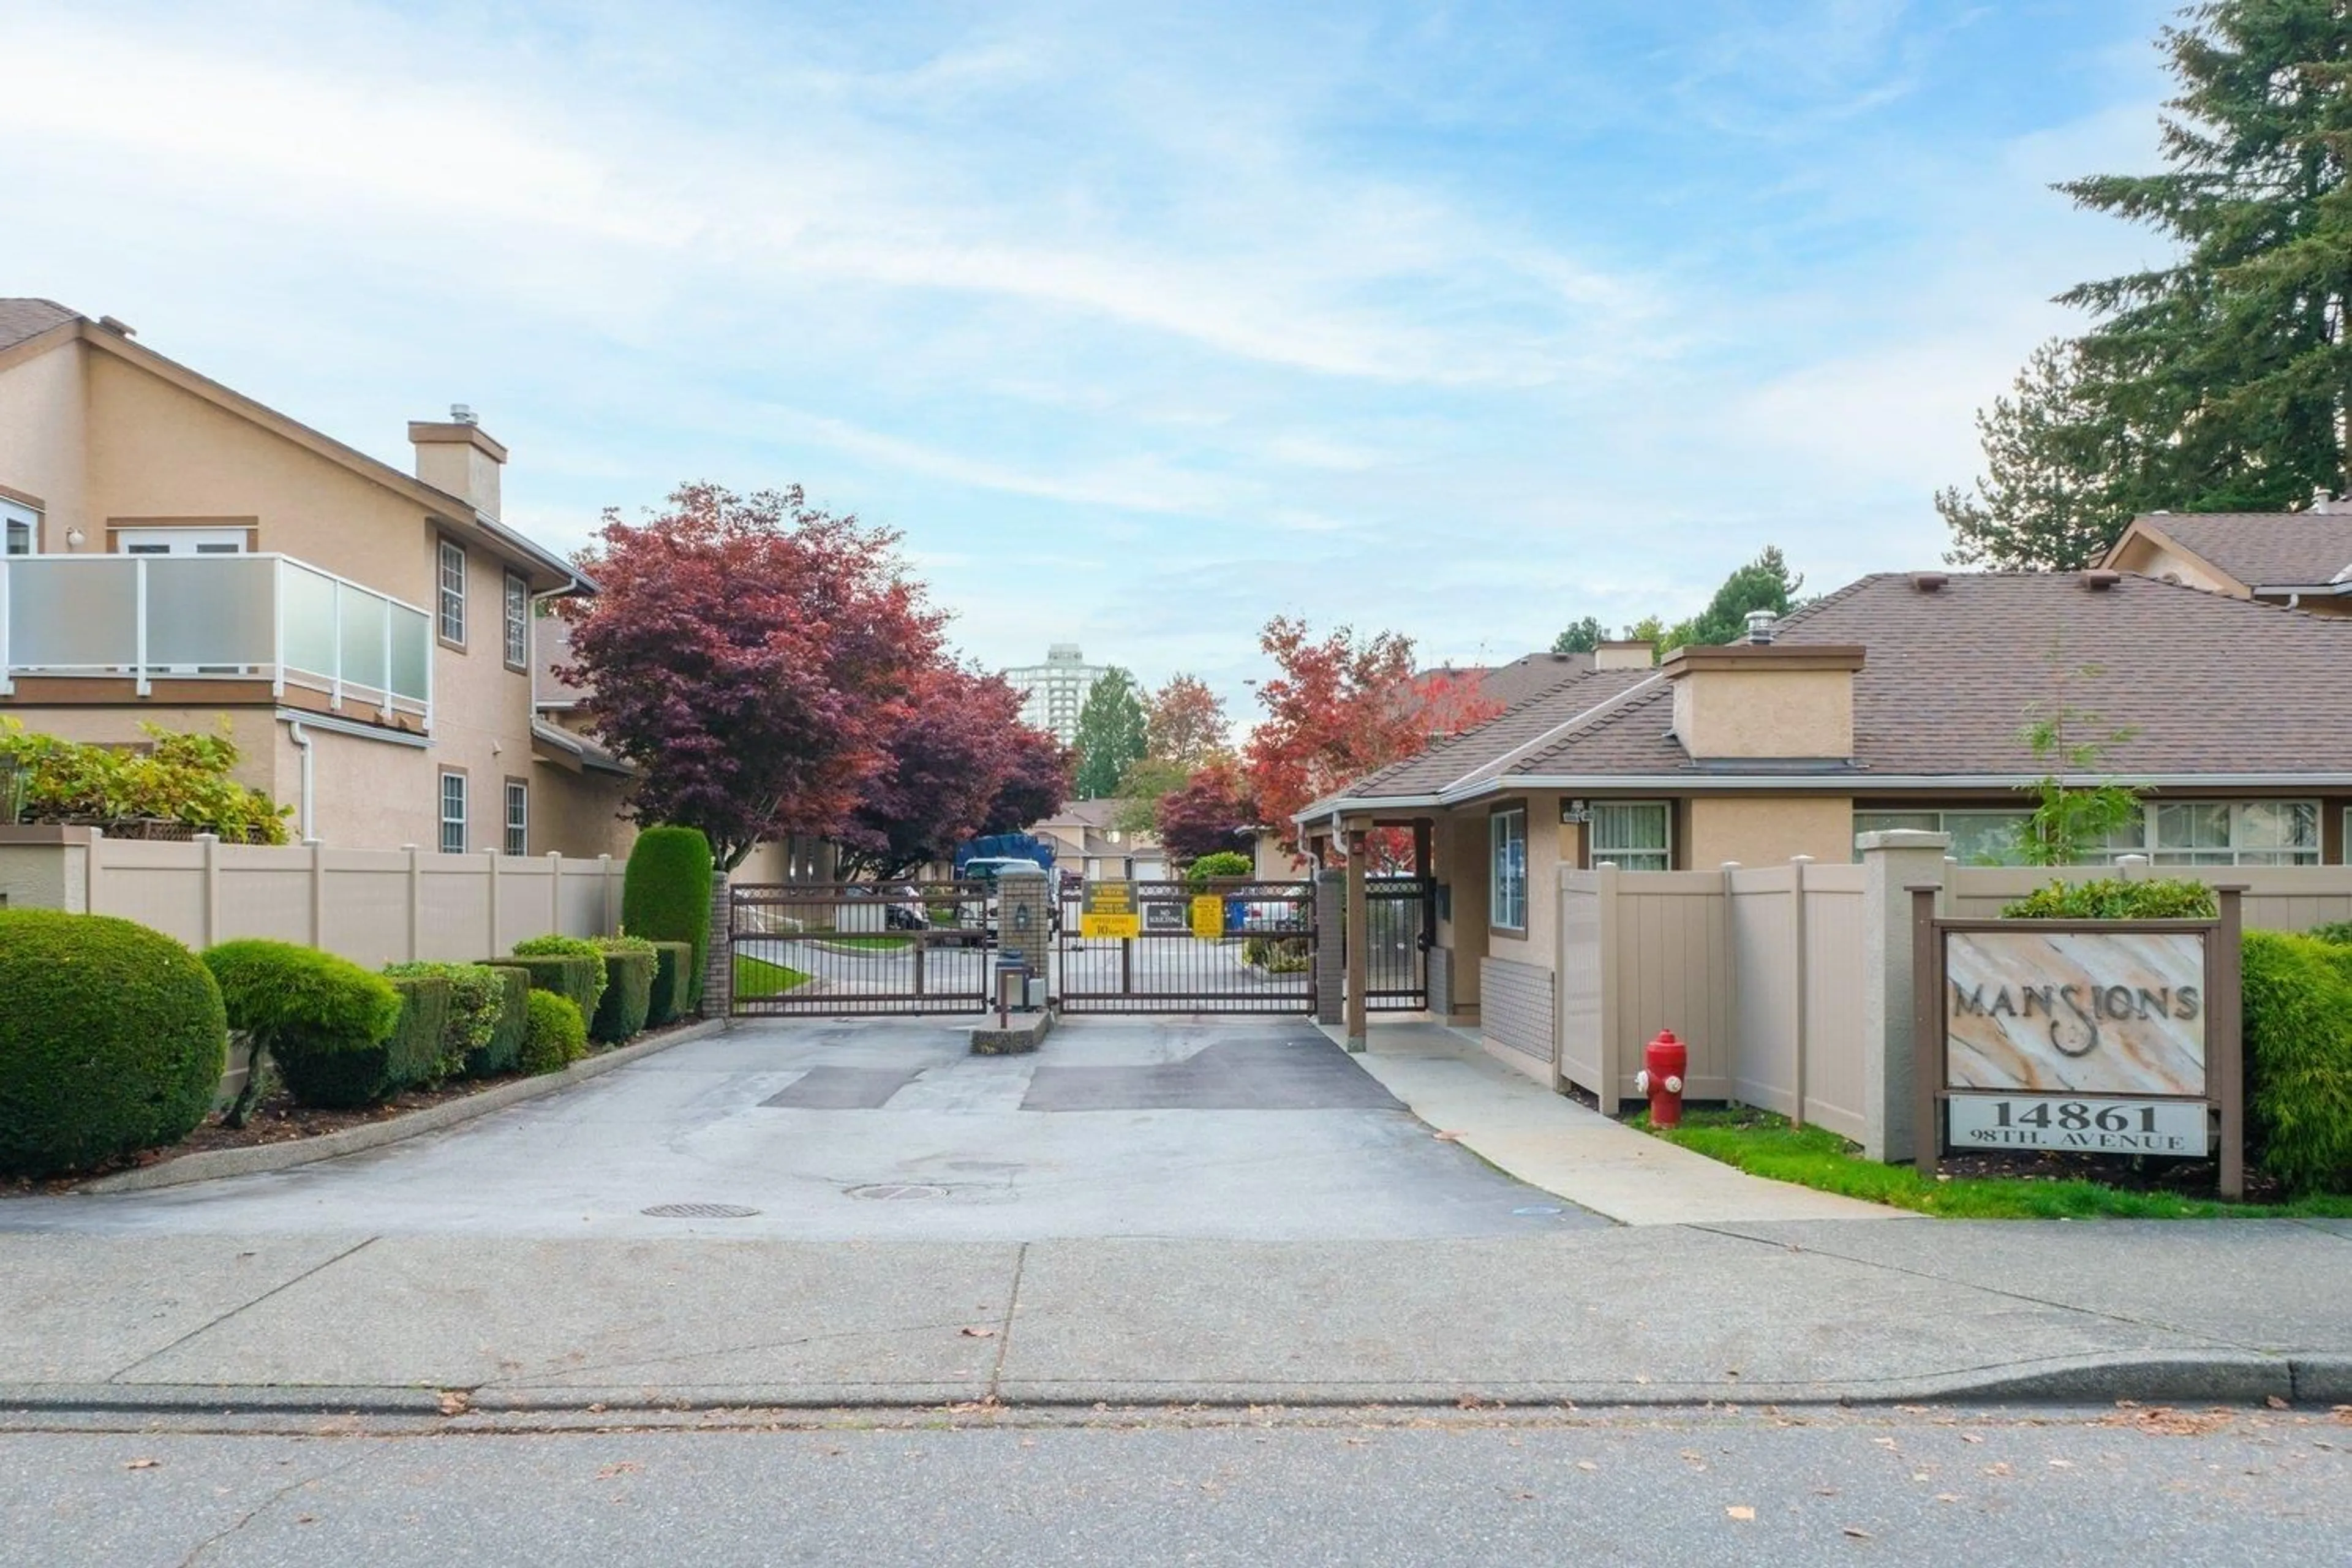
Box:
<box><xmin>2100</xmin><ymin>501</ymin><xmax>2352</xmax><ymax>614</ymax></box>
<box><xmin>0</xmin><ymin>297</ymin><xmax>625</xmax><ymax>854</ymax></box>
<box><xmin>1297</xmin><ymin>567</ymin><xmax>2352</xmax><ymax>1057</ymax></box>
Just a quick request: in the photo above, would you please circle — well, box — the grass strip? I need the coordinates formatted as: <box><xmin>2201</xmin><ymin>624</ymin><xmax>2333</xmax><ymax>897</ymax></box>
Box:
<box><xmin>1641</xmin><ymin>1107</ymin><xmax>2352</xmax><ymax>1220</ymax></box>
<box><xmin>733</xmin><ymin>954</ymin><xmax>812</xmax><ymax>999</ymax></box>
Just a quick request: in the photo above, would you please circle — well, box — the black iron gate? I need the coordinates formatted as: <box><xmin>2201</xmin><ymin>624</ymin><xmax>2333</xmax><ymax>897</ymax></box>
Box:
<box><xmin>730</xmin><ymin>881</ymin><xmax>993</xmax><ymax>1015</ymax></box>
<box><xmin>1053</xmin><ymin>879</ymin><xmax>1316</xmax><ymax>1014</ymax></box>
<box><xmin>1362</xmin><ymin>876</ymin><xmax>1431</xmax><ymax>1012</ymax></box>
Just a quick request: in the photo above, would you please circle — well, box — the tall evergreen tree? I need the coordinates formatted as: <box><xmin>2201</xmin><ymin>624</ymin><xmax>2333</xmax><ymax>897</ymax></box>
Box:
<box><xmin>1072</xmin><ymin>666</ymin><xmax>1148</xmax><ymax>799</ymax></box>
<box><xmin>1665</xmin><ymin>546</ymin><xmax>1804</xmax><ymax>649</ymax></box>
<box><xmin>1937</xmin><ymin>340</ymin><xmax>2137</xmax><ymax>569</ymax></box>
<box><xmin>1943</xmin><ymin>2</ymin><xmax>2352</xmax><ymax>567</ymax></box>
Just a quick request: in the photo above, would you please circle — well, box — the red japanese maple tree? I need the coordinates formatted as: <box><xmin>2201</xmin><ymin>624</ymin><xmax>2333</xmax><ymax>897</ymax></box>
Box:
<box><xmin>979</xmin><ymin>724</ymin><xmax>1075</xmax><ymax>837</ymax></box>
<box><xmin>562</xmin><ymin>483</ymin><xmax>944</xmax><ymax>871</ymax></box>
<box><xmin>1242</xmin><ymin>617</ymin><xmax>1499</xmax><ymax>860</ymax></box>
<box><xmin>837</xmin><ymin>666</ymin><xmax>1073</xmax><ymax>879</ymax></box>
<box><xmin>1155</xmin><ymin>761</ymin><xmax>1258</xmax><ymax>864</ymax></box>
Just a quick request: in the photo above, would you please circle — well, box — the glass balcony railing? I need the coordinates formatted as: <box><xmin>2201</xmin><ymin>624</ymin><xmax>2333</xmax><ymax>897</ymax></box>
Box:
<box><xmin>0</xmin><ymin>553</ymin><xmax>432</xmax><ymax>726</ymax></box>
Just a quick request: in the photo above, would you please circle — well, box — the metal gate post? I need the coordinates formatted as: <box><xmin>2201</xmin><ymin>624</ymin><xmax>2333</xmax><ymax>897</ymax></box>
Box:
<box><xmin>1313</xmin><ymin>868</ymin><xmax>1344</xmax><ymax>1027</ymax></box>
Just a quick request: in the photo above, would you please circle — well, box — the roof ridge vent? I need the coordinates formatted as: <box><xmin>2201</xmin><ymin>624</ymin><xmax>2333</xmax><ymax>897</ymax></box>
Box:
<box><xmin>2082</xmin><ymin>569</ymin><xmax>2122</xmax><ymax>591</ymax></box>
<box><xmin>1911</xmin><ymin>571</ymin><xmax>1948</xmax><ymax>593</ymax></box>
<box><xmin>1744</xmin><ymin>609</ymin><xmax>1777</xmax><ymax>644</ymax></box>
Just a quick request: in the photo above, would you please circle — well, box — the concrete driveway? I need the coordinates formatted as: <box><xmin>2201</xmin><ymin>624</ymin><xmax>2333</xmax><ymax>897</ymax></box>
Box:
<box><xmin>4</xmin><ymin>1017</ymin><xmax>1605</xmax><ymax>1241</ymax></box>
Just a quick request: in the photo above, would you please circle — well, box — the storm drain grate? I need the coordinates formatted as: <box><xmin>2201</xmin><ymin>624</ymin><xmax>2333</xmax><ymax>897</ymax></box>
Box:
<box><xmin>641</xmin><ymin>1202</ymin><xmax>762</xmax><ymax>1219</ymax></box>
<box><xmin>846</xmin><ymin>1183</ymin><xmax>950</xmax><ymax>1201</ymax></box>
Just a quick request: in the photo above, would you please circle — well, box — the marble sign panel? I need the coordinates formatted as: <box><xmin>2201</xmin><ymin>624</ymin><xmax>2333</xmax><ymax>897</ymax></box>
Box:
<box><xmin>1945</xmin><ymin>929</ymin><xmax>2207</xmax><ymax>1096</ymax></box>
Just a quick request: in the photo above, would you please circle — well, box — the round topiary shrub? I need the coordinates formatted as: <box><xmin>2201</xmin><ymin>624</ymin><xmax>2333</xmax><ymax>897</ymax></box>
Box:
<box><xmin>1186</xmin><ymin>850</ymin><xmax>1253</xmax><ymax>883</ymax></box>
<box><xmin>0</xmin><ymin>910</ymin><xmax>228</xmax><ymax>1176</ymax></box>
<box><xmin>203</xmin><ymin>940</ymin><xmax>401</xmax><ymax>1115</ymax></box>
<box><xmin>622</xmin><ymin>826</ymin><xmax>714</xmax><ymax>1008</ymax></box>
<box><xmin>519</xmin><ymin>989</ymin><xmax>588</xmax><ymax>1075</ymax></box>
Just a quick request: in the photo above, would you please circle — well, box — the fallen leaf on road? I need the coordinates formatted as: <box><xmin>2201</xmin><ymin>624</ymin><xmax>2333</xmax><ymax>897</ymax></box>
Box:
<box><xmin>1960</xmin><ymin>1433</ymin><xmax>1984</xmax><ymax>1444</ymax></box>
<box><xmin>2047</xmin><ymin>1458</ymin><xmax>2074</xmax><ymax>1469</ymax></box>
<box><xmin>436</xmin><ymin>1392</ymin><xmax>472</xmax><ymax>1417</ymax></box>
<box><xmin>1812</xmin><ymin>1487</ymin><xmax>1839</xmax><ymax>1497</ymax></box>
<box><xmin>1983</xmin><ymin>1463</ymin><xmax>2013</xmax><ymax>1477</ymax></box>
<box><xmin>1456</xmin><ymin>1394</ymin><xmax>1498</xmax><ymax>1409</ymax></box>
<box><xmin>960</xmin><ymin>1327</ymin><xmax>998</xmax><ymax>1338</ymax></box>
<box><xmin>1575</xmin><ymin>1461</ymin><xmax>1598</xmax><ymax>1472</ymax></box>
<box><xmin>295</xmin><ymin>1515</ymin><xmax>317</xmax><ymax>1526</ymax></box>
<box><xmin>1433</xmin><ymin>1130</ymin><xmax>1463</xmax><ymax>1141</ymax></box>
<box><xmin>2266</xmin><ymin>1396</ymin><xmax>2290</xmax><ymax>1411</ymax></box>
<box><xmin>1725</xmin><ymin>1506</ymin><xmax>1755</xmax><ymax>1521</ymax></box>
<box><xmin>1842</xmin><ymin>1526</ymin><xmax>1873</xmax><ymax>1540</ymax></box>
<box><xmin>595</xmin><ymin>1462</ymin><xmax>641</xmax><ymax>1480</ymax></box>
<box><xmin>123</xmin><ymin>1459</ymin><xmax>160</xmax><ymax>1471</ymax></box>
<box><xmin>1934</xmin><ymin>1493</ymin><xmax>1960</xmax><ymax>1503</ymax></box>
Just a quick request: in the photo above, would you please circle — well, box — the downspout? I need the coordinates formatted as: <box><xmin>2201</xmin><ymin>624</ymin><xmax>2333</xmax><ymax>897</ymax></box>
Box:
<box><xmin>286</xmin><ymin>719</ymin><xmax>316</xmax><ymax>842</ymax></box>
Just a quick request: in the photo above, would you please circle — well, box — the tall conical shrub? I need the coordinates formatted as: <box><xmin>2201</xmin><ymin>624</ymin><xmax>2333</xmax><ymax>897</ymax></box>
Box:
<box><xmin>621</xmin><ymin>826</ymin><xmax>714</xmax><ymax>1009</ymax></box>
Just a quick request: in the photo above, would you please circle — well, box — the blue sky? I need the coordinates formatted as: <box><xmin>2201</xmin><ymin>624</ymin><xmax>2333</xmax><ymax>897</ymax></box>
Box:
<box><xmin>3</xmin><ymin>0</ymin><xmax>2178</xmax><ymax>710</ymax></box>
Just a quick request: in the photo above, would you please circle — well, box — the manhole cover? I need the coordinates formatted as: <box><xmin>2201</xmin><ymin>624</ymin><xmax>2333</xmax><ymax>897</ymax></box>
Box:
<box><xmin>846</xmin><ymin>1183</ymin><xmax>949</xmax><ymax>1201</ymax></box>
<box><xmin>641</xmin><ymin>1203</ymin><xmax>762</xmax><ymax>1219</ymax></box>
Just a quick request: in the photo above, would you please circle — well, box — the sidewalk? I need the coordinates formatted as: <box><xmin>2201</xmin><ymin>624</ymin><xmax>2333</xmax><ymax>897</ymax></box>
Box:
<box><xmin>2</xmin><ymin>1220</ymin><xmax>2345</xmax><ymax>1415</ymax></box>
<box><xmin>1322</xmin><ymin>1020</ymin><xmax>1905</xmax><ymax>1225</ymax></box>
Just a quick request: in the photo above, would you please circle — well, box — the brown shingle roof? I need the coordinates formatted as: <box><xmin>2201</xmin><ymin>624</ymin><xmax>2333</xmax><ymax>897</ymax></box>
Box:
<box><xmin>1512</xmin><ymin>571</ymin><xmax>2352</xmax><ymax>780</ymax></box>
<box><xmin>2135</xmin><ymin>511</ymin><xmax>2352</xmax><ymax>589</ymax></box>
<box><xmin>1318</xmin><ymin>571</ymin><xmax>2352</xmax><ymax>810</ymax></box>
<box><xmin>0</xmin><ymin>299</ymin><xmax>78</xmax><ymax>353</ymax></box>
<box><xmin>1417</xmin><ymin>650</ymin><xmax>1596</xmax><ymax>710</ymax></box>
<box><xmin>1316</xmin><ymin>666</ymin><xmax>1662</xmax><ymax>805</ymax></box>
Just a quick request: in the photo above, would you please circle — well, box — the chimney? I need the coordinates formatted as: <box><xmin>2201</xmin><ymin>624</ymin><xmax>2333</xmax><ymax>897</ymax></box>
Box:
<box><xmin>1593</xmin><ymin>639</ymin><xmax>1655</xmax><ymax>671</ymax></box>
<box><xmin>409</xmin><ymin>404</ymin><xmax>507</xmax><ymax>519</ymax></box>
<box><xmin>1665</xmin><ymin>643</ymin><xmax>1865</xmax><ymax>762</ymax></box>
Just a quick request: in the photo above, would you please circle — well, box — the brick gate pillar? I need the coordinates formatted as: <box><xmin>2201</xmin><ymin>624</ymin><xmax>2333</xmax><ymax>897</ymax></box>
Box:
<box><xmin>701</xmin><ymin>870</ymin><xmax>733</xmax><ymax>1021</ymax></box>
<box><xmin>1313</xmin><ymin>867</ymin><xmax>1344</xmax><ymax>1027</ymax></box>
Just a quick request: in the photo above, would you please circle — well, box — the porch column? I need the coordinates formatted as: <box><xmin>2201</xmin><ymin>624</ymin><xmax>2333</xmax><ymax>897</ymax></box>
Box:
<box><xmin>1344</xmin><ymin>827</ymin><xmax>1369</xmax><ymax>1051</ymax></box>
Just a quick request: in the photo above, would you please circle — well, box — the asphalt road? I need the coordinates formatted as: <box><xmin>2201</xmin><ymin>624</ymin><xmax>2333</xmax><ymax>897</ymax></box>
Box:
<box><xmin>6</xmin><ymin>1405</ymin><xmax>2343</xmax><ymax>1566</ymax></box>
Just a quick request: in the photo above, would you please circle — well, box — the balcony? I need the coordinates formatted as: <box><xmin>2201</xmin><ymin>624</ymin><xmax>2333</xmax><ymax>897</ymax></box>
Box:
<box><xmin>0</xmin><ymin>553</ymin><xmax>432</xmax><ymax>728</ymax></box>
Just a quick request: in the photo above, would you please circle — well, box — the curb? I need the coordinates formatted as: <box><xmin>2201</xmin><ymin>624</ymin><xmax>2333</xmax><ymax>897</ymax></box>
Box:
<box><xmin>2</xmin><ymin>1352</ymin><xmax>2339</xmax><ymax>1423</ymax></box>
<box><xmin>77</xmin><ymin>1019</ymin><xmax>725</xmax><ymax>1195</ymax></box>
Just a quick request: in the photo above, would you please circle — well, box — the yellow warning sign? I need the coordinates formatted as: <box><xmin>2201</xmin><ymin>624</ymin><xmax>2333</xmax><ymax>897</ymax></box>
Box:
<box><xmin>1080</xmin><ymin>880</ymin><xmax>1140</xmax><ymax>940</ymax></box>
<box><xmin>1191</xmin><ymin>895</ymin><xmax>1225</xmax><ymax>940</ymax></box>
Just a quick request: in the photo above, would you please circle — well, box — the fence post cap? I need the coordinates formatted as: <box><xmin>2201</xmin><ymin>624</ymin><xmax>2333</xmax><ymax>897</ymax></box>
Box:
<box><xmin>1855</xmin><ymin>829</ymin><xmax>1950</xmax><ymax>853</ymax></box>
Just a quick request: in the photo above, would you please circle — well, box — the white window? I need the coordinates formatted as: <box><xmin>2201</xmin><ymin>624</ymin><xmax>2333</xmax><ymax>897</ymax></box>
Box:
<box><xmin>2108</xmin><ymin>801</ymin><xmax>2319</xmax><ymax>867</ymax></box>
<box><xmin>1590</xmin><ymin>801</ymin><xmax>1670</xmax><ymax>872</ymax></box>
<box><xmin>503</xmin><ymin>571</ymin><xmax>529</xmax><ymax>670</ymax></box>
<box><xmin>1490</xmin><ymin>806</ymin><xmax>1528</xmax><ymax>932</ymax></box>
<box><xmin>1854</xmin><ymin>809</ymin><xmax>2033</xmax><ymax>866</ymax></box>
<box><xmin>439</xmin><ymin>771</ymin><xmax>467</xmax><ymax>854</ymax></box>
<box><xmin>438</xmin><ymin>540</ymin><xmax>467</xmax><ymax>644</ymax></box>
<box><xmin>1</xmin><ymin>499</ymin><xmax>36</xmax><ymax>555</ymax></box>
<box><xmin>503</xmin><ymin>779</ymin><xmax>528</xmax><ymax>857</ymax></box>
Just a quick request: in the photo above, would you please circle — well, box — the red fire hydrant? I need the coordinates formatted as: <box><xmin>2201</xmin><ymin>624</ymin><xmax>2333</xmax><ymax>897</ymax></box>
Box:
<box><xmin>1635</xmin><ymin>1029</ymin><xmax>1687</xmax><ymax>1129</ymax></box>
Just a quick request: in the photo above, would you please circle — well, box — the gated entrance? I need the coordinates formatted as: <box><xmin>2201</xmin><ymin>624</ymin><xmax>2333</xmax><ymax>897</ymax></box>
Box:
<box><xmin>1363</xmin><ymin>876</ymin><xmax>1431</xmax><ymax>1012</ymax></box>
<box><xmin>1054</xmin><ymin>878</ymin><xmax>1316</xmax><ymax>1014</ymax></box>
<box><xmin>729</xmin><ymin>881</ymin><xmax>993</xmax><ymax>1015</ymax></box>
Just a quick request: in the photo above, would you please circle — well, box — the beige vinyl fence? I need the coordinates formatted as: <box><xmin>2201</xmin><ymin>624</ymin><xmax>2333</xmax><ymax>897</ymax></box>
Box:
<box><xmin>84</xmin><ymin>835</ymin><xmax>622</xmax><ymax>966</ymax></box>
<box><xmin>1557</xmin><ymin>861</ymin><xmax>1869</xmax><ymax>1138</ymax></box>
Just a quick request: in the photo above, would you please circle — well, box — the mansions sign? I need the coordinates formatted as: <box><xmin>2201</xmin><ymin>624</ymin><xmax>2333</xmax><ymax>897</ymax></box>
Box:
<box><xmin>1944</xmin><ymin>930</ymin><xmax>2206</xmax><ymax>1097</ymax></box>
<box><xmin>1911</xmin><ymin>892</ymin><xmax>2245</xmax><ymax>1198</ymax></box>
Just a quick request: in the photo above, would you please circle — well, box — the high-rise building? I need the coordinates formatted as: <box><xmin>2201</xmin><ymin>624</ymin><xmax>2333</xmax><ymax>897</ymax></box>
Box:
<box><xmin>1006</xmin><ymin>643</ymin><xmax>1106</xmax><ymax>745</ymax></box>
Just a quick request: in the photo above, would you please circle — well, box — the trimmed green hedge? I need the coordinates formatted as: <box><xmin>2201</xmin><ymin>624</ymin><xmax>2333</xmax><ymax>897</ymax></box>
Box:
<box><xmin>2241</xmin><ymin>931</ymin><xmax>2352</xmax><ymax>1195</ymax></box>
<box><xmin>1186</xmin><ymin>850</ymin><xmax>1253</xmax><ymax>882</ymax></box>
<box><xmin>0</xmin><ymin>910</ymin><xmax>228</xmax><ymax>1177</ymax></box>
<box><xmin>590</xmin><ymin>948</ymin><xmax>655</xmax><ymax>1044</ymax></box>
<box><xmin>384</xmin><ymin>961</ymin><xmax>506</xmax><ymax>1082</ymax></box>
<box><xmin>521</xmin><ymin>990</ymin><xmax>587</xmax><ymax>1074</ymax></box>
<box><xmin>494</xmin><ymin>953</ymin><xmax>600</xmax><ymax>1018</ymax></box>
<box><xmin>1999</xmin><ymin>876</ymin><xmax>2217</xmax><ymax>921</ymax></box>
<box><xmin>623</xmin><ymin>826</ymin><xmax>714</xmax><ymax>1011</ymax></box>
<box><xmin>647</xmin><ymin>940</ymin><xmax>695</xmax><ymax>1026</ymax></box>
<box><xmin>205</xmin><ymin>939</ymin><xmax>402</xmax><ymax>1114</ymax></box>
<box><xmin>513</xmin><ymin>934</ymin><xmax>608</xmax><ymax>1012</ymax></box>
<box><xmin>472</xmin><ymin>965</ymin><xmax>531</xmax><ymax>1077</ymax></box>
